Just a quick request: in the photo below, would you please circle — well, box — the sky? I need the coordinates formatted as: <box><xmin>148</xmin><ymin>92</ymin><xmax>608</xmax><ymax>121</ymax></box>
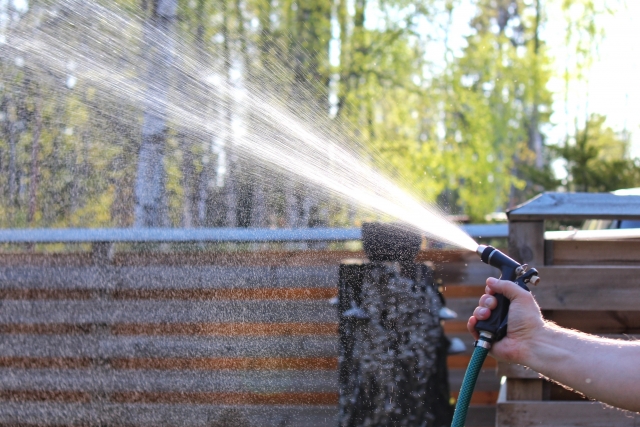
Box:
<box><xmin>545</xmin><ymin>1</ymin><xmax>640</xmax><ymax>158</ymax></box>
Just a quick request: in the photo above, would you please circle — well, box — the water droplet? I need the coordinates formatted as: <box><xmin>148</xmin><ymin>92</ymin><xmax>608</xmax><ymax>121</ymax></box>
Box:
<box><xmin>66</xmin><ymin>75</ymin><xmax>77</xmax><ymax>89</ymax></box>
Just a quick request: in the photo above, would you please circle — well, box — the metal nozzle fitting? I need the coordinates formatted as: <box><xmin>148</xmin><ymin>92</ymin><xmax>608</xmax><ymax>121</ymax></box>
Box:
<box><xmin>476</xmin><ymin>245</ymin><xmax>488</xmax><ymax>257</ymax></box>
<box><xmin>475</xmin><ymin>330</ymin><xmax>494</xmax><ymax>349</ymax></box>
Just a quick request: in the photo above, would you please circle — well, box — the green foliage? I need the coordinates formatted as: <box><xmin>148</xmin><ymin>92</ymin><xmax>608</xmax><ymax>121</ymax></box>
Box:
<box><xmin>438</xmin><ymin>0</ymin><xmax>554</xmax><ymax>220</ymax></box>
<box><xmin>555</xmin><ymin>114</ymin><xmax>640</xmax><ymax>192</ymax></box>
<box><xmin>0</xmin><ymin>0</ymin><xmax>626</xmax><ymax>228</ymax></box>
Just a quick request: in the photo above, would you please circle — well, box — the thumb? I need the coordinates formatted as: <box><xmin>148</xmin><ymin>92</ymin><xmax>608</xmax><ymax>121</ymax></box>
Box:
<box><xmin>486</xmin><ymin>277</ymin><xmax>529</xmax><ymax>301</ymax></box>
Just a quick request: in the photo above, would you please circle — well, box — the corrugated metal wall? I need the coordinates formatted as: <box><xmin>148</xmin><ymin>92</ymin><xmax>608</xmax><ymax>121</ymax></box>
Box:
<box><xmin>0</xmin><ymin>249</ymin><xmax>497</xmax><ymax>427</ymax></box>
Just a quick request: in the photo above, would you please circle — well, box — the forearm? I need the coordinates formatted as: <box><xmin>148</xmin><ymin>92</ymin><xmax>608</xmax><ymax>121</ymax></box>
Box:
<box><xmin>521</xmin><ymin>322</ymin><xmax>640</xmax><ymax>412</ymax></box>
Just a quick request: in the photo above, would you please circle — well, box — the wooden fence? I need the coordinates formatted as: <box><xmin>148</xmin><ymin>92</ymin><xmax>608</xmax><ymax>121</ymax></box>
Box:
<box><xmin>0</xmin><ymin>229</ymin><xmax>503</xmax><ymax>427</ymax></box>
<box><xmin>498</xmin><ymin>192</ymin><xmax>640</xmax><ymax>426</ymax></box>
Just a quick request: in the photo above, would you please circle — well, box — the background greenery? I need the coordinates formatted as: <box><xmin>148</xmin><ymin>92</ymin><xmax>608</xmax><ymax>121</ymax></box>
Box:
<box><xmin>0</xmin><ymin>0</ymin><xmax>635</xmax><ymax>228</ymax></box>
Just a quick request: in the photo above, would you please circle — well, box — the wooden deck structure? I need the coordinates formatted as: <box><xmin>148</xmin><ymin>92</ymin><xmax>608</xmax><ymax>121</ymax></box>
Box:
<box><xmin>498</xmin><ymin>192</ymin><xmax>640</xmax><ymax>426</ymax></box>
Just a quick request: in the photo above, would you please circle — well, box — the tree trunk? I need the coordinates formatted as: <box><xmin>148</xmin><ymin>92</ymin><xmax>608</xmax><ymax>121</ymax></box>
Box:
<box><xmin>284</xmin><ymin>181</ymin><xmax>298</xmax><ymax>227</ymax></box>
<box><xmin>193</xmin><ymin>0</ymin><xmax>213</xmax><ymax>228</ymax></box>
<box><xmin>134</xmin><ymin>0</ymin><xmax>177</xmax><ymax>227</ymax></box>
<box><xmin>28</xmin><ymin>87</ymin><xmax>42</xmax><ymax>225</ymax></box>
<box><xmin>196</xmin><ymin>161</ymin><xmax>210</xmax><ymax>227</ymax></box>
<box><xmin>250</xmin><ymin>181</ymin><xmax>267</xmax><ymax>227</ymax></box>
<box><xmin>3</xmin><ymin>93</ymin><xmax>19</xmax><ymax>212</ymax></box>
<box><xmin>531</xmin><ymin>0</ymin><xmax>543</xmax><ymax>169</ymax></box>
<box><xmin>180</xmin><ymin>132</ymin><xmax>195</xmax><ymax>228</ymax></box>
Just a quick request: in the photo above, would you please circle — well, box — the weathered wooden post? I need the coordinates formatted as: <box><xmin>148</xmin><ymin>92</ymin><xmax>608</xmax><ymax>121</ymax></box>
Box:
<box><xmin>497</xmin><ymin>192</ymin><xmax>640</xmax><ymax>426</ymax></box>
<box><xmin>338</xmin><ymin>223</ymin><xmax>454</xmax><ymax>427</ymax></box>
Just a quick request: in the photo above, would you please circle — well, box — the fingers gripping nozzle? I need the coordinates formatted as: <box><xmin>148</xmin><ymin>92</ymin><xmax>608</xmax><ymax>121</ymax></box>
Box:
<box><xmin>474</xmin><ymin>245</ymin><xmax>539</xmax><ymax>343</ymax></box>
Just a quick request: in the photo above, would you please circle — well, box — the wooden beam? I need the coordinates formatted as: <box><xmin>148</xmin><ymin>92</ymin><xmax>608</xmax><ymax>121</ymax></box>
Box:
<box><xmin>506</xmin><ymin>379</ymin><xmax>544</xmax><ymax>401</ymax></box>
<box><xmin>0</xmin><ymin>402</ymin><xmax>339</xmax><ymax>427</ymax></box>
<box><xmin>0</xmin><ymin>300</ymin><xmax>336</xmax><ymax>324</ymax></box>
<box><xmin>508</xmin><ymin>192</ymin><xmax>640</xmax><ymax>221</ymax></box>
<box><xmin>497</xmin><ymin>401</ymin><xmax>640</xmax><ymax>426</ymax></box>
<box><xmin>533</xmin><ymin>266</ymin><xmax>640</xmax><ymax>310</ymax></box>
<box><xmin>0</xmin><ymin>335</ymin><xmax>339</xmax><ymax>358</ymax></box>
<box><xmin>509</xmin><ymin>222</ymin><xmax>545</xmax><ymax>265</ymax></box>
<box><xmin>545</xmin><ymin>240</ymin><xmax>640</xmax><ymax>266</ymax></box>
<box><xmin>543</xmin><ymin>310</ymin><xmax>640</xmax><ymax>334</ymax></box>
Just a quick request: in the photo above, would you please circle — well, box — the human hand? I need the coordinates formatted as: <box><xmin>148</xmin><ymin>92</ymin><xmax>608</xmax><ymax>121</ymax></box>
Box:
<box><xmin>467</xmin><ymin>277</ymin><xmax>545</xmax><ymax>364</ymax></box>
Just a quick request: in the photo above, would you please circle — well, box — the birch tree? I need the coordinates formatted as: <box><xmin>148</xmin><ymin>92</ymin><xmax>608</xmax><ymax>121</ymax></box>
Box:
<box><xmin>133</xmin><ymin>0</ymin><xmax>177</xmax><ymax>227</ymax></box>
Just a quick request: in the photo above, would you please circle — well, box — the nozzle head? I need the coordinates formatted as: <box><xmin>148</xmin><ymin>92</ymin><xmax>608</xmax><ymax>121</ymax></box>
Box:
<box><xmin>476</xmin><ymin>244</ymin><xmax>498</xmax><ymax>265</ymax></box>
<box><xmin>476</xmin><ymin>245</ymin><xmax>488</xmax><ymax>257</ymax></box>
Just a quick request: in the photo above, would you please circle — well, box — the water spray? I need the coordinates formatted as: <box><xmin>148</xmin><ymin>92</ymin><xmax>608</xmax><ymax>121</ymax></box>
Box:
<box><xmin>451</xmin><ymin>245</ymin><xmax>540</xmax><ymax>427</ymax></box>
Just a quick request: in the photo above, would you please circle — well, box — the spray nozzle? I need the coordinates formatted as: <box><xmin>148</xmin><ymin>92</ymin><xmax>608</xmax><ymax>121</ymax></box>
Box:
<box><xmin>473</xmin><ymin>245</ymin><xmax>540</xmax><ymax>343</ymax></box>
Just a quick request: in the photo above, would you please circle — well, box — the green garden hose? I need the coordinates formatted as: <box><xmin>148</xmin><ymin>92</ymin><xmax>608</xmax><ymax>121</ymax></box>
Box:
<box><xmin>450</xmin><ymin>345</ymin><xmax>489</xmax><ymax>427</ymax></box>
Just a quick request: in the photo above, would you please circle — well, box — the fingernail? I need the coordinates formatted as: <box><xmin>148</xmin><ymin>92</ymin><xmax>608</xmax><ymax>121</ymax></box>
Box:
<box><xmin>487</xmin><ymin>277</ymin><xmax>497</xmax><ymax>285</ymax></box>
<box><xmin>478</xmin><ymin>308</ymin><xmax>488</xmax><ymax>317</ymax></box>
<box><xmin>484</xmin><ymin>296</ymin><xmax>495</xmax><ymax>307</ymax></box>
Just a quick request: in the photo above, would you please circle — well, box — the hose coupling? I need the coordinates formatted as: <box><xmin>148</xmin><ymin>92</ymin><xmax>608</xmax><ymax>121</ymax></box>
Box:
<box><xmin>474</xmin><ymin>331</ymin><xmax>494</xmax><ymax>350</ymax></box>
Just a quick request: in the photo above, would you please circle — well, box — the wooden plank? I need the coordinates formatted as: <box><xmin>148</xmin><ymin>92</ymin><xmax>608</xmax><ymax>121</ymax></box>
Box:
<box><xmin>465</xmin><ymin>405</ymin><xmax>497</xmax><ymax>427</ymax></box>
<box><xmin>0</xmin><ymin>287</ymin><xmax>338</xmax><ymax>301</ymax></box>
<box><xmin>0</xmin><ymin>402</ymin><xmax>339</xmax><ymax>427</ymax></box>
<box><xmin>506</xmin><ymin>379</ymin><xmax>543</xmax><ymax>401</ymax></box>
<box><xmin>509</xmin><ymin>222</ymin><xmax>545</xmax><ymax>265</ymax></box>
<box><xmin>0</xmin><ymin>335</ymin><xmax>339</xmax><ymax>358</ymax></box>
<box><xmin>114</xmin><ymin>250</ymin><xmax>357</xmax><ymax>267</ymax></box>
<box><xmin>0</xmin><ymin>369</ymin><xmax>337</xmax><ymax>393</ymax></box>
<box><xmin>110</xmin><ymin>357</ymin><xmax>338</xmax><ymax>371</ymax></box>
<box><xmin>0</xmin><ymin>322</ymin><xmax>339</xmax><ymax>336</ymax></box>
<box><xmin>442</xmin><ymin>285</ymin><xmax>486</xmax><ymax>298</ymax></box>
<box><xmin>444</xmin><ymin>321</ymin><xmax>469</xmax><ymax>334</ymax></box>
<box><xmin>111</xmin><ymin>322</ymin><xmax>338</xmax><ymax>336</ymax></box>
<box><xmin>508</xmin><ymin>192</ymin><xmax>640</xmax><ymax>221</ymax></box>
<box><xmin>0</xmin><ymin>289</ymin><xmax>93</xmax><ymax>299</ymax></box>
<box><xmin>0</xmin><ymin>266</ymin><xmax>339</xmax><ymax>290</ymax></box>
<box><xmin>0</xmin><ymin>300</ymin><xmax>337</xmax><ymax>324</ymax></box>
<box><xmin>0</xmin><ymin>358</ymin><xmax>93</xmax><ymax>369</ymax></box>
<box><xmin>545</xmin><ymin>228</ymin><xmax>640</xmax><ymax>242</ymax></box>
<box><xmin>496</xmin><ymin>401</ymin><xmax>640</xmax><ymax>426</ymax></box>
<box><xmin>448</xmin><ymin>355</ymin><xmax>497</xmax><ymax>369</ymax></box>
<box><xmin>449</xmin><ymin>368</ymin><xmax>500</xmax><ymax>391</ymax></box>
<box><xmin>546</xmin><ymin>240</ymin><xmax>640</xmax><ymax>266</ymax></box>
<box><xmin>0</xmin><ymin>390</ymin><xmax>91</xmax><ymax>403</ymax></box>
<box><xmin>533</xmin><ymin>266</ymin><xmax>640</xmax><ymax>310</ymax></box>
<box><xmin>109</xmin><ymin>391</ymin><xmax>339</xmax><ymax>405</ymax></box>
<box><xmin>0</xmin><ymin>390</ymin><xmax>339</xmax><ymax>405</ymax></box>
<box><xmin>0</xmin><ymin>286</ymin><xmax>484</xmax><ymax>303</ymax></box>
<box><xmin>543</xmin><ymin>310</ymin><xmax>640</xmax><ymax>334</ymax></box>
